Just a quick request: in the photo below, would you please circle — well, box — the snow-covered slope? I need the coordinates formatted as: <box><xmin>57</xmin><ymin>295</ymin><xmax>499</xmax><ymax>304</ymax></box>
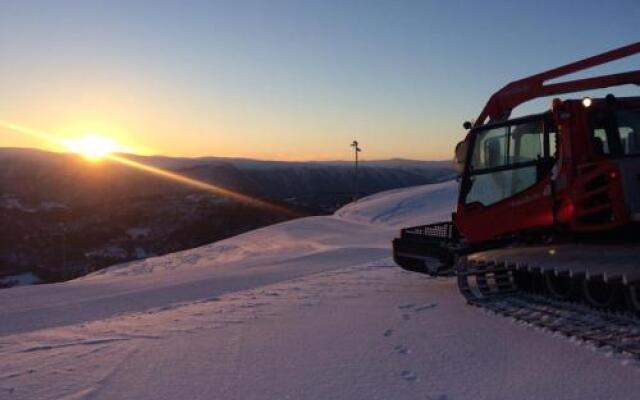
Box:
<box><xmin>86</xmin><ymin>180</ymin><xmax>456</xmax><ymax>280</ymax></box>
<box><xmin>336</xmin><ymin>180</ymin><xmax>457</xmax><ymax>227</ymax></box>
<box><xmin>2</xmin><ymin>181</ymin><xmax>640</xmax><ymax>400</ymax></box>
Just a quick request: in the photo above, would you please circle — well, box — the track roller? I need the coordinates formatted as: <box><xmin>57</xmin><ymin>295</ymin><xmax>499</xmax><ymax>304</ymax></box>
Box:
<box><xmin>544</xmin><ymin>273</ymin><xmax>577</xmax><ymax>300</ymax></box>
<box><xmin>581</xmin><ymin>279</ymin><xmax>622</xmax><ymax>309</ymax></box>
<box><xmin>456</xmin><ymin>259</ymin><xmax>517</xmax><ymax>302</ymax></box>
<box><xmin>624</xmin><ymin>284</ymin><xmax>640</xmax><ymax>316</ymax></box>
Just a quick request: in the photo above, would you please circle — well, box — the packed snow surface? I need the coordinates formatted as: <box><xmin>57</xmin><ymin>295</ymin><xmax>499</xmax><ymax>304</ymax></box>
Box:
<box><xmin>2</xmin><ymin>180</ymin><xmax>640</xmax><ymax>400</ymax></box>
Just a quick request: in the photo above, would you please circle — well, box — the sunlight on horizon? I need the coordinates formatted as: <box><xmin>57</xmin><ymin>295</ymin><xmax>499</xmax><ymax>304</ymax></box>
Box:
<box><xmin>0</xmin><ymin>119</ymin><xmax>300</xmax><ymax>217</ymax></box>
<box><xmin>63</xmin><ymin>134</ymin><xmax>125</xmax><ymax>162</ymax></box>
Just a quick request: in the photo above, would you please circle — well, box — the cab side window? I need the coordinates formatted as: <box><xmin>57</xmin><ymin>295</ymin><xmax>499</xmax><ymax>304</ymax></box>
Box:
<box><xmin>471</xmin><ymin>126</ymin><xmax>509</xmax><ymax>170</ymax></box>
<box><xmin>593</xmin><ymin>128</ymin><xmax>610</xmax><ymax>155</ymax></box>
<box><xmin>509</xmin><ymin>120</ymin><xmax>544</xmax><ymax>163</ymax></box>
<box><xmin>617</xmin><ymin>109</ymin><xmax>640</xmax><ymax>155</ymax></box>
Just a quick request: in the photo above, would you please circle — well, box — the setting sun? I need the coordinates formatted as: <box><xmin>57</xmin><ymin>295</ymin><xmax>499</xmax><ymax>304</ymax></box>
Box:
<box><xmin>64</xmin><ymin>134</ymin><xmax>120</xmax><ymax>161</ymax></box>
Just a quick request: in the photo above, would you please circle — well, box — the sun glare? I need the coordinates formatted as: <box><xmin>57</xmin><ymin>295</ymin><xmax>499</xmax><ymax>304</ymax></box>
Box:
<box><xmin>0</xmin><ymin>119</ymin><xmax>298</xmax><ymax>216</ymax></box>
<box><xmin>65</xmin><ymin>134</ymin><xmax>120</xmax><ymax>161</ymax></box>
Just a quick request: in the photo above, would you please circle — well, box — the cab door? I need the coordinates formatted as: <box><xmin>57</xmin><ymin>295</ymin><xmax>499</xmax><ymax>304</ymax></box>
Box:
<box><xmin>456</xmin><ymin>114</ymin><xmax>556</xmax><ymax>243</ymax></box>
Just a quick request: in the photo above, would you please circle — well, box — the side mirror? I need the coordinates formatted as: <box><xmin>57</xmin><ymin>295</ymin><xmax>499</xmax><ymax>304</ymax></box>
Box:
<box><xmin>453</xmin><ymin>140</ymin><xmax>468</xmax><ymax>173</ymax></box>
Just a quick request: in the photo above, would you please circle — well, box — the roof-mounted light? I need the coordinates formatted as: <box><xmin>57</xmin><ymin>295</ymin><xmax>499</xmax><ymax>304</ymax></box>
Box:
<box><xmin>582</xmin><ymin>97</ymin><xmax>593</xmax><ymax>108</ymax></box>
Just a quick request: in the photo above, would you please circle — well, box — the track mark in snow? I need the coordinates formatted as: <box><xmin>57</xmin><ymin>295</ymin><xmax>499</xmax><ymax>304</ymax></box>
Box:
<box><xmin>402</xmin><ymin>314</ymin><xmax>412</xmax><ymax>321</ymax></box>
<box><xmin>366</xmin><ymin>263</ymin><xmax>396</xmax><ymax>269</ymax></box>
<box><xmin>341</xmin><ymin>293</ymin><xmax>363</xmax><ymax>299</ymax></box>
<box><xmin>1</xmin><ymin>262</ymin><xmax>440</xmax><ymax>398</ymax></box>
<box><xmin>414</xmin><ymin>303</ymin><xmax>438</xmax><ymax>312</ymax></box>
<box><xmin>20</xmin><ymin>337</ymin><xmax>132</xmax><ymax>353</ymax></box>
<box><xmin>239</xmin><ymin>302</ymin><xmax>270</xmax><ymax>309</ymax></box>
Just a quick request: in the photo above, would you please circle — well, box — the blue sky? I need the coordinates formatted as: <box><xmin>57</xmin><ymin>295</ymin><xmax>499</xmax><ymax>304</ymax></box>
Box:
<box><xmin>1</xmin><ymin>0</ymin><xmax>638</xmax><ymax>160</ymax></box>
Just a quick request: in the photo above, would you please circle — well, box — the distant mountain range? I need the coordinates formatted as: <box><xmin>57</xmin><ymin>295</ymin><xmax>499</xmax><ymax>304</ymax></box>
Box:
<box><xmin>0</xmin><ymin>147</ymin><xmax>455</xmax><ymax>284</ymax></box>
<box><xmin>0</xmin><ymin>148</ymin><xmax>455</xmax><ymax>208</ymax></box>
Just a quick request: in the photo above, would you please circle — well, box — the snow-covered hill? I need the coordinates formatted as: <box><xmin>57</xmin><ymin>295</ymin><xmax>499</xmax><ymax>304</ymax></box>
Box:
<box><xmin>336</xmin><ymin>180</ymin><xmax>457</xmax><ymax>227</ymax></box>
<box><xmin>2</xmin><ymin>147</ymin><xmax>456</xmax><ymax>280</ymax></box>
<box><xmin>2</xmin><ymin>180</ymin><xmax>639</xmax><ymax>400</ymax></box>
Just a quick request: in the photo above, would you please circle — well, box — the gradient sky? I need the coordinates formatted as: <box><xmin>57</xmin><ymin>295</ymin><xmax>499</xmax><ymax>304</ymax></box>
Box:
<box><xmin>1</xmin><ymin>0</ymin><xmax>638</xmax><ymax>160</ymax></box>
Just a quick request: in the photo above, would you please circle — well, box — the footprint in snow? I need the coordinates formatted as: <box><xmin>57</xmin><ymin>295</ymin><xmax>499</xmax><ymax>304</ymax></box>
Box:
<box><xmin>414</xmin><ymin>303</ymin><xmax>438</xmax><ymax>312</ymax></box>
<box><xmin>400</xmin><ymin>370</ymin><xmax>417</xmax><ymax>382</ymax></box>
<box><xmin>383</xmin><ymin>329</ymin><xmax>394</xmax><ymax>337</ymax></box>
<box><xmin>402</xmin><ymin>314</ymin><xmax>411</xmax><ymax>321</ymax></box>
<box><xmin>394</xmin><ymin>345</ymin><xmax>409</xmax><ymax>355</ymax></box>
<box><xmin>398</xmin><ymin>304</ymin><xmax>415</xmax><ymax>310</ymax></box>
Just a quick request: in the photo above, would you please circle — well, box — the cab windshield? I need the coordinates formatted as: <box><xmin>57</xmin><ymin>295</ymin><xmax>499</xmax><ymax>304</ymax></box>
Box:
<box><xmin>463</xmin><ymin>115</ymin><xmax>556</xmax><ymax>206</ymax></box>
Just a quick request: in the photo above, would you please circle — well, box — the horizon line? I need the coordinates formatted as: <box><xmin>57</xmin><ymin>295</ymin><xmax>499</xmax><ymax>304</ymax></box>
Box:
<box><xmin>0</xmin><ymin>146</ymin><xmax>452</xmax><ymax>164</ymax></box>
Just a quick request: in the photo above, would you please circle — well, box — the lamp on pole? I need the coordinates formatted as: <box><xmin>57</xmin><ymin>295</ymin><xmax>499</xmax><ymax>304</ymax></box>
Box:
<box><xmin>350</xmin><ymin>140</ymin><xmax>362</xmax><ymax>201</ymax></box>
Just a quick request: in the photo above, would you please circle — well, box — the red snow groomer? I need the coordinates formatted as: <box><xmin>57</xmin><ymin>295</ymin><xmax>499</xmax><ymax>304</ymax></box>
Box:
<box><xmin>393</xmin><ymin>42</ymin><xmax>640</xmax><ymax>323</ymax></box>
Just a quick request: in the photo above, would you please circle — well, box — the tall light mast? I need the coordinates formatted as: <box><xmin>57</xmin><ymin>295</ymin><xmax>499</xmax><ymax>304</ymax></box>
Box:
<box><xmin>350</xmin><ymin>140</ymin><xmax>362</xmax><ymax>201</ymax></box>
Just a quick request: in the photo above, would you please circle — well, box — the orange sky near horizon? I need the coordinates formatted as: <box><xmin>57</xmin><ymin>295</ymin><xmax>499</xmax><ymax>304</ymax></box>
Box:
<box><xmin>1</xmin><ymin>117</ymin><xmax>455</xmax><ymax>161</ymax></box>
<box><xmin>0</xmin><ymin>86</ymin><xmax>457</xmax><ymax>161</ymax></box>
<box><xmin>0</xmin><ymin>66</ymin><xmax>456</xmax><ymax>161</ymax></box>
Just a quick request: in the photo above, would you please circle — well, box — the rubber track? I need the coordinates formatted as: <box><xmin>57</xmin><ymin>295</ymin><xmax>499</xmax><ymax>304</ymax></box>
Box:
<box><xmin>458</xmin><ymin>261</ymin><xmax>640</xmax><ymax>359</ymax></box>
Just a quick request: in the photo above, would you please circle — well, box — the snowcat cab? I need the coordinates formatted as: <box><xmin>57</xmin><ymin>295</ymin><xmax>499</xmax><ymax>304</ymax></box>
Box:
<box><xmin>457</xmin><ymin>95</ymin><xmax>640</xmax><ymax>243</ymax></box>
<box><xmin>393</xmin><ymin>42</ymin><xmax>640</xmax><ymax>316</ymax></box>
